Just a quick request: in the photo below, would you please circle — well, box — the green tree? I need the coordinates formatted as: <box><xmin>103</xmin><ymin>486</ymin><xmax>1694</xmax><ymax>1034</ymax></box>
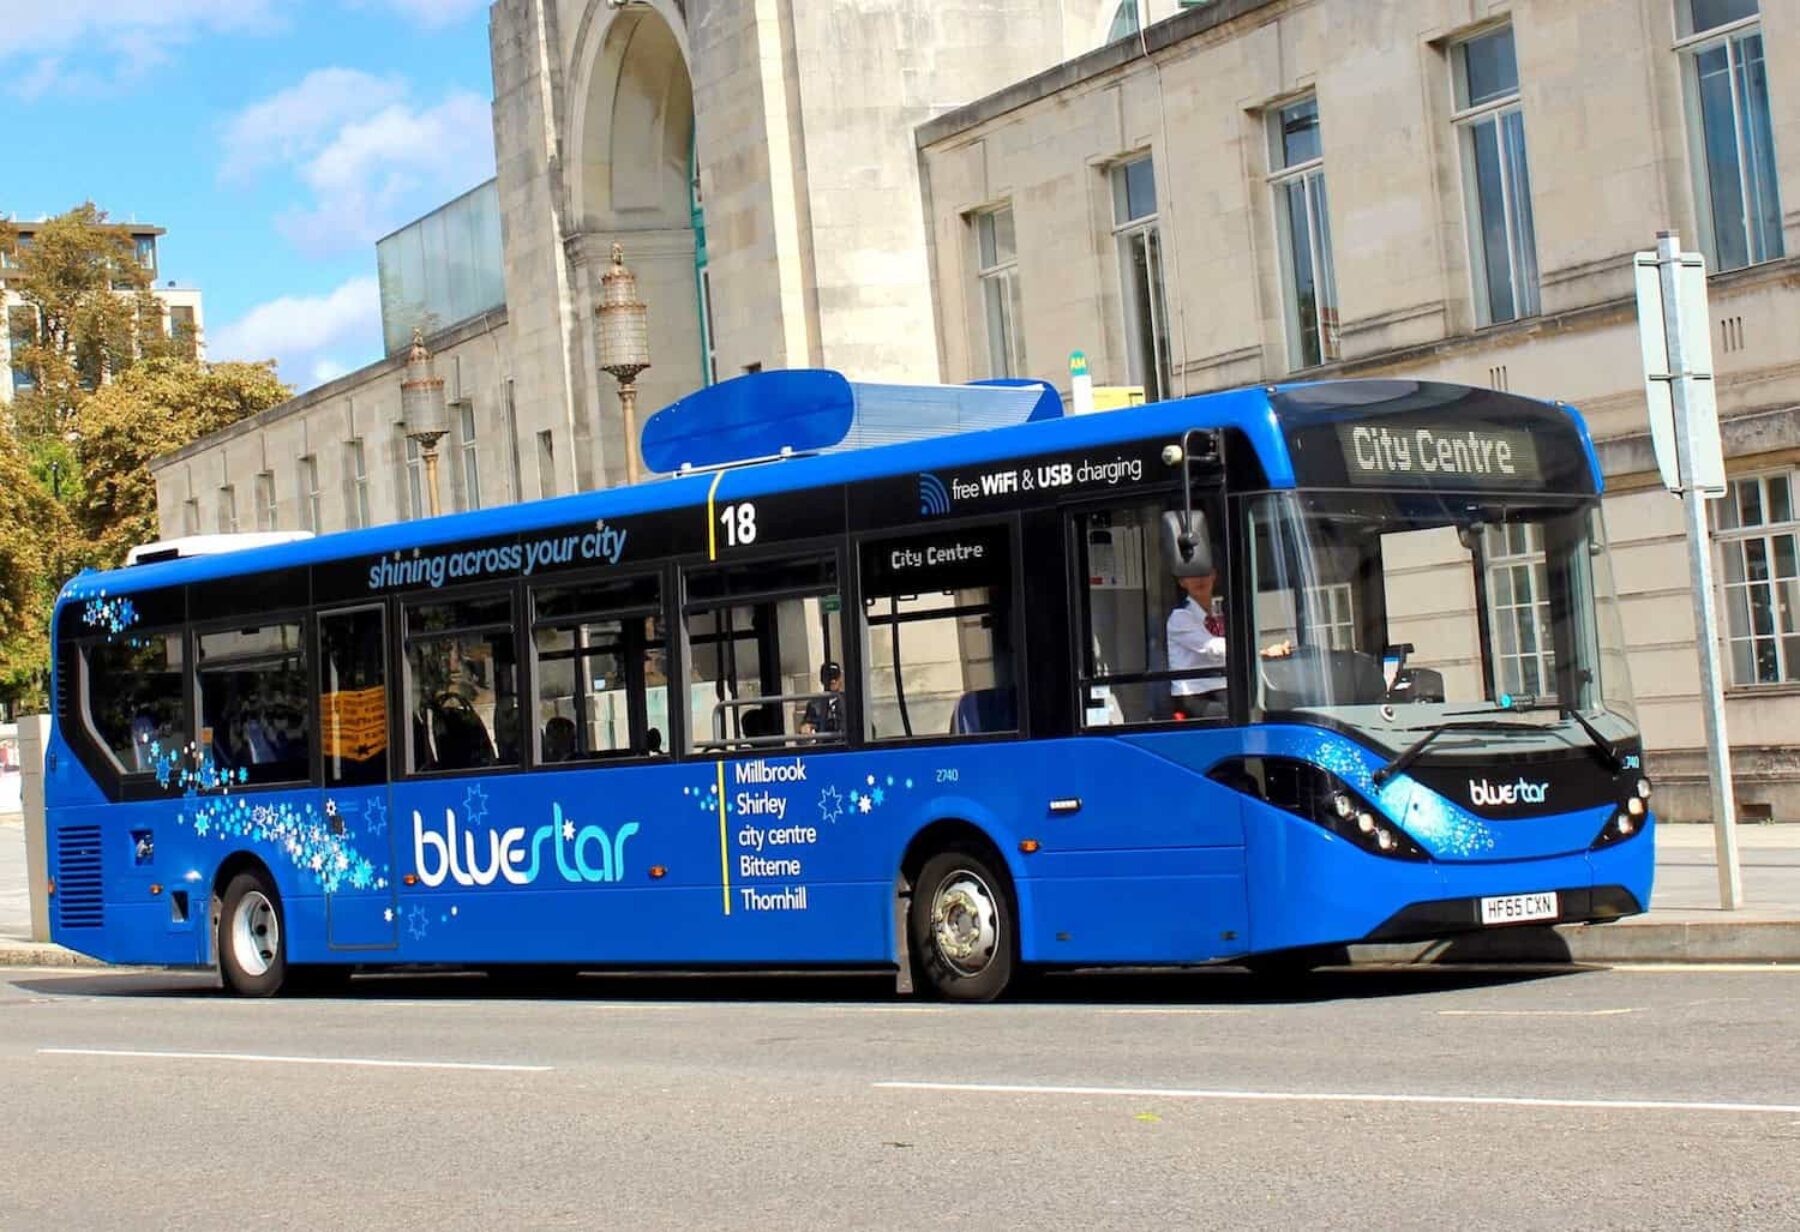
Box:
<box><xmin>7</xmin><ymin>202</ymin><xmax>177</xmax><ymax>441</ymax></box>
<box><xmin>75</xmin><ymin>357</ymin><xmax>291</xmax><ymax>568</ymax></box>
<box><xmin>0</xmin><ymin>429</ymin><xmax>72</xmax><ymax>711</ymax></box>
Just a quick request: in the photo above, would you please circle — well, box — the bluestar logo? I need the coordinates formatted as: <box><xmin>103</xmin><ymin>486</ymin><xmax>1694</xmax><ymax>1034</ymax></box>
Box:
<box><xmin>919</xmin><ymin>473</ymin><xmax>951</xmax><ymax>517</ymax></box>
<box><xmin>1468</xmin><ymin>778</ymin><xmax>1550</xmax><ymax>808</ymax></box>
<box><xmin>413</xmin><ymin>803</ymin><xmax>639</xmax><ymax>887</ymax></box>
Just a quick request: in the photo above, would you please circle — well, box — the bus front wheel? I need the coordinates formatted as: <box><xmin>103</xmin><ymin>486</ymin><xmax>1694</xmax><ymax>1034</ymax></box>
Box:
<box><xmin>217</xmin><ymin>871</ymin><xmax>287</xmax><ymax>997</ymax></box>
<box><xmin>910</xmin><ymin>847</ymin><xmax>1016</xmax><ymax>1002</ymax></box>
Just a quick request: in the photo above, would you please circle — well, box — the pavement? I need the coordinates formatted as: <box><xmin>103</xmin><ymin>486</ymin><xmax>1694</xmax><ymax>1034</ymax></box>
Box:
<box><xmin>2</xmin><ymin>963</ymin><xmax>1797</xmax><ymax>1227</ymax></box>
<box><xmin>3</xmin><ymin>816</ymin><xmax>1798</xmax><ymax>969</ymax></box>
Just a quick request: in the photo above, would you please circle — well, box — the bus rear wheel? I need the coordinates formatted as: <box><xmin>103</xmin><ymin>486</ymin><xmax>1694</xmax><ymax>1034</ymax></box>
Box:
<box><xmin>910</xmin><ymin>846</ymin><xmax>1016</xmax><ymax>1002</ymax></box>
<box><xmin>217</xmin><ymin>870</ymin><xmax>287</xmax><ymax>997</ymax></box>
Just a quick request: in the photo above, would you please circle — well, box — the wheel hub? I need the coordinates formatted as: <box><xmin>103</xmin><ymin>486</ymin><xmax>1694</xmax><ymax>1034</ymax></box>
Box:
<box><xmin>931</xmin><ymin>873</ymin><xmax>997</xmax><ymax>976</ymax></box>
<box><xmin>231</xmin><ymin>890</ymin><xmax>280</xmax><ymax>978</ymax></box>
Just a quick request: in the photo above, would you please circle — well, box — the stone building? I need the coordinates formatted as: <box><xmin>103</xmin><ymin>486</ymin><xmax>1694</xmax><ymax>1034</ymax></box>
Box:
<box><xmin>3</xmin><ymin>220</ymin><xmax>203</xmax><ymax>404</ymax></box>
<box><xmin>153</xmin><ymin>0</ymin><xmax>1800</xmax><ymax>818</ymax></box>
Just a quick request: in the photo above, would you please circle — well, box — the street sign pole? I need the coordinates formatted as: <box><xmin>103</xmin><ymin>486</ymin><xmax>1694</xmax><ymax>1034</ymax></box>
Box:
<box><xmin>1647</xmin><ymin>230</ymin><xmax>1742</xmax><ymax>909</ymax></box>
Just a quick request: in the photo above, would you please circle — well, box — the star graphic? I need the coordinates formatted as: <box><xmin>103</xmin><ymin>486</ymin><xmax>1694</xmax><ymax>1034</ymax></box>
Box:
<box><xmin>384</xmin><ymin>907</ymin><xmax>394</xmax><ymax>923</ymax></box>
<box><xmin>364</xmin><ymin>798</ymin><xmax>388</xmax><ymax>836</ymax></box>
<box><xmin>562</xmin><ymin>819</ymin><xmax>576</xmax><ymax>841</ymax></box>
<box><xmin>858</xmin><ymin>796</ymin><xmax>873</xmax><ymax>815</ymax></box>
<box><xmin>818</xmin><ymin>786</ymin><xmax>844</xmax><ymax>824</ymax></box>
<box><xmin>872</xmin><ymin>787</ymin><xmax>885</xmax><ymax>806</ymax></box>
<box><xmin>464</xmin><ymin>783</ymin><xmax>490</xmax><ymax>825</ymax></box>
<box><xmin>406</xmin><ymin>905</ymin><xmax>429</xmax><ymax>941</ymax></box>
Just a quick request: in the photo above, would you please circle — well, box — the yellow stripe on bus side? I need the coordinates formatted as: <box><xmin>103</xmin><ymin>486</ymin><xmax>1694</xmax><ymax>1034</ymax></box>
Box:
<box><xmin>706</xmin><ymin>469</ymin><xmax>726</xmax><ymax>561</ymax></box>
<box><xmin>716</xmin><ymin>760</ymin><xmax>731</xmax><ymax>916</ymax></box>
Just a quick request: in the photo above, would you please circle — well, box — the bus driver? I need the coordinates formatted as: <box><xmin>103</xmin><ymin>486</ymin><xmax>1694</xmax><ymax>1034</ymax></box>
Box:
<box><xmin>1167</xmin><ymin>562</ymin><xmax>1291</xmax><ymax>715</ymax></box>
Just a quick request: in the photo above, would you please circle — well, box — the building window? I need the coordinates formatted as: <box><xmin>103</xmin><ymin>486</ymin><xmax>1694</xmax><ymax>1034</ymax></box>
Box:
<box><xmin>182</xmin><ymin>498</ymin><xmax>199</xmax><ymax>537</ymax></box>
<box><xmin>975</xmin><ymin>207</ymin><xmax>1026</xmax><ymax>379</ymax></box>
<box><xmin>254</xmin><ymin>471</ymin><xmax>277</xmax><ymax>532</ymax></box>
<box><xmin>1716</xmin><ymin>471</ymin><xmax>1800</xmax><ymax>685</ymax></box>
<box><xmin>1679</xmin><ymin>1</ymin><xmax>1782</xmax><ymax>272</ymax></box>
<box><xmin>345</xmin><ymin>438</ymin><xmax>370</xmax><ymax>529</ymax></box>
<box><xmin>537</xmin><ymin>429</ymin><xmax>557</xmax><ymax>499</ymax></box>
<box><xmin>458</xmin><ymin>403</ymin><xmax>481</xmax><ymax>513</ymax></box>
<box><xmin>1268</xmin><ymin>96</ymin><xmax>1341</xmax><ymax>369</ymax></box>
<box><xmin>404</xmin><ymin>436</ymin><xmax>426</xmax><ymax>520</ymax></box>
<box><xmin>1484</xmin><ymin>522</ymin><xmax>1555</xmax><ymax>698</ymax></box>
<box><xmin>217</xmin><ymin>485</ymin><xmax>238</xmax><ymax>534</ymax></box>
<box><xmin>299</xmin><ymin>456</ymin><xmax>321</xmax><ymax>533</ymax></box>
<box><xmin>134</xmin><ymin>236</ymin><xmax>156</xmax><ymax>272</ymax></box>
<box><xmin>1452</xmin><ymin>24</ymin><xmax>1540</xmax><ymax>324</ymax></box>
<box><xmin>168</xmin><ymin>305</ymin><xmax>197</xmax><ymax>359</ymax></box>
<box><xmin>1107</xmin><ymin>0</ymin><xmax>1141</xmax><ymax>42</ymax></box>
<box><xmin>1110</xmin><ymin>156</ymin><xmax>1173</xmax><ymax>401</ymax></box>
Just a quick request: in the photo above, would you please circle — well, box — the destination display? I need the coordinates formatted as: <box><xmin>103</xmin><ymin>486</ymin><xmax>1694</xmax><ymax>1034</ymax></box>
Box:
<box><xmin>1334</xmin><ymin>422</ymin><xmax>1543</xmax><ymax>488</ymax></box>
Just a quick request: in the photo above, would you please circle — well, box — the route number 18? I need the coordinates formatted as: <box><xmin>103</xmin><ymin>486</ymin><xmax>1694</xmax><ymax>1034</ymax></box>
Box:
<box><xmin>720</xmin><ymin>502</ymin><xmax>758</xmax><ymax>547</ymax></box>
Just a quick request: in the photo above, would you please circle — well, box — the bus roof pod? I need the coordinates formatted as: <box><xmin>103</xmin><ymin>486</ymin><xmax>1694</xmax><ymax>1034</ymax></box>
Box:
<box><xmin>125</xmin><ymin>531</ymin><xmax>315</xmax><ymax>566</ymax></box>
<box><xmin>637</xmin><ymin>368</ymin><xmax>1062</xmax><ymax>476</ymax></box>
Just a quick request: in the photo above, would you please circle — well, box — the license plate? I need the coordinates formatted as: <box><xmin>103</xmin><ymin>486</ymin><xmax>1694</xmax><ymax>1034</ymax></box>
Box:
<box><xmin>1480</xmin><ymin>891</ymin><xmax>1559</xmax><ymax>926</ymax></box>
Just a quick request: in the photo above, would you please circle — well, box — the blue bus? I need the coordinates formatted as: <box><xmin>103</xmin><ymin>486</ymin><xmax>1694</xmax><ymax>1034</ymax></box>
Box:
<box><xmin>44</xmin><ymin>373</ymin><xmax>1653</xmax><ymax>1000</ymax></box>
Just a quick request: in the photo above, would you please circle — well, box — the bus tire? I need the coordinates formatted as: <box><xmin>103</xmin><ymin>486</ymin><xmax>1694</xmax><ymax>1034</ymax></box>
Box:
<box><xmin>217</xmin><ymin>870</ymin><xmax>287</xmax><ymax>997</ymax></box>
<box><xmin>910</xmin><ymin>846</ymin><xmax>1016</xmax><ymax>1002</ymax></box>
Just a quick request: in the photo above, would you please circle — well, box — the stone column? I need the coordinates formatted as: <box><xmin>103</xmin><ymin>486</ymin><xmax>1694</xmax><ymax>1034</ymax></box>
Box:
<box><xmin>19</xmin><ymin>714</ymin><xmax>50</xmax><ymax>943</ymax></box>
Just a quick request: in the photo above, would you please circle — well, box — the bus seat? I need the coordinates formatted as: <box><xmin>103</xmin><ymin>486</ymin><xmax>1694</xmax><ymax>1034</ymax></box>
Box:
<box><xmin>950</xmin><ymin>687</ymin><xmax>1016</xmax><ymax>735</ymax></box>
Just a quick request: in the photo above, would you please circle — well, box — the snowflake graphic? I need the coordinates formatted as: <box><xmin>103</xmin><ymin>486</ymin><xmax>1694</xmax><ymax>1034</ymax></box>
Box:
<box><xmin>364</xmin><ymin>798</ymin><xmax>388</xmax><ymax>836</ymax></box>
<box><xmin>818</xmin><ymin>786</ymin><xmax>845</xmax><ymax>824</ymax></box>
<box><xmin>562</xmin><ymin>819</ymin><xmax>576</xmax><ymax>841</ymax></box>
<box><xmin>464</xmin><ymin>783</ymin><xmax>490</xmax><ymax>825</ymax></box>
<box><xmin>384</xmin><ymin>907</ymin><xmax>394</xmax><ymax>923</ymax></box>
<box><xmin>872</xmin><ymin>787</ymin><xmax>885</xmax><ymax>807</ymax></box>
<box><xmin>406</xmin><ymin>905</ymin><xmax>430</xmax><ymax>941</ymax></box>
<box><xmin>194</xmin><ymin>816</ymin><xmax>210</xmax><ymax>838</ymax></box>
<box><xmin>858</xmin><ymin>796</ymin><xmax>873</xmax><ymax>816</ymax></box>
<box><xmin>866</xmin><ymin>774</ymin><xmax>876</xmax><ymax>786</ymax></box>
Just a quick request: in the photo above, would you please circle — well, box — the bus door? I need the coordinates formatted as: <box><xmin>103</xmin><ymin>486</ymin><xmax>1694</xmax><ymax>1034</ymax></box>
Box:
<box><xmin>317</xmin><ymin>605</ymin><xmax>399</xmax><ymax>950</ymax></box>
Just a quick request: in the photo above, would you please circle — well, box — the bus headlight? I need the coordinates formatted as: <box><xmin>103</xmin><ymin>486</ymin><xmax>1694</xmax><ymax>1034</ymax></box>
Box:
<box><xmin>1636</xmin><ymin>778</ymin><xmax>1653</xmax><ymax>800</ymax></box>
<box><xmin>1206</xmin><ymin>759</ymin><xmax>1429</xmax><ymax>862</ymax></box>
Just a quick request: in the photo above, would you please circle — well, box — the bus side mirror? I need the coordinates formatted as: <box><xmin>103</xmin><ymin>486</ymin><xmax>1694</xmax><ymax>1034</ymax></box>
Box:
<box><xmin>1160</xmin><ymin>510</ymin><xmax>1212</xmax><ymax>577</ymax></box>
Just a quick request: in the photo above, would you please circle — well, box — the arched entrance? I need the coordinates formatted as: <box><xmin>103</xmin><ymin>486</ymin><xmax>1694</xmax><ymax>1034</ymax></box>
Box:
<box><xmin>568</xmin><ymin>2</ymin><xmax>709</xmax><ymax>483</ymax></box>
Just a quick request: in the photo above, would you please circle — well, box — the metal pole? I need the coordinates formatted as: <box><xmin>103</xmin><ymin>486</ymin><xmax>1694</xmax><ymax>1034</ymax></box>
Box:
<box><xmin>422</xmin><ymin>444</ymin><xmax>443</xmax><ymax>519</ymax></box>
<box><xmin>620</xmin><ymin>379</ymin><xmax>641</xmax><ymax>485</ymax></box>
<box><xmin>1657</xmin><ymin>230</ymin><xmax>1742</xmax><ymax>909</ymax></box>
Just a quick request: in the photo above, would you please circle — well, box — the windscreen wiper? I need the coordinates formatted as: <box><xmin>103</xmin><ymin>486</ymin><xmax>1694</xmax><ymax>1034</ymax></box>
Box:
<box><xmin>1453</xmin><ymin>700</ymin><xmax>1625</xmax><ymax>774</ymax></box>
<box><xmin>1371</xmin><ymin>720</ymin><xmax>1545</xmax><ymax>788</ymax></box>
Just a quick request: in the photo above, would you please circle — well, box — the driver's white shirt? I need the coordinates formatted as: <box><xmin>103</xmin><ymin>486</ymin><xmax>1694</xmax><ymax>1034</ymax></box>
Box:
<box><xmin>1167</xmin><ymin>596</ymin><xmax>1226</xmax><ymax>696</ymax></box>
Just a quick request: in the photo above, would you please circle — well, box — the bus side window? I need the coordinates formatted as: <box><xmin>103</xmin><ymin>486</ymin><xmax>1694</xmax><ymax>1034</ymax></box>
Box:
<box><xmin>403</xmin><ymin>593</ymin><xmax>522</xmax><ymax>774</ymax></box>
<box><xmin>197</xmin><ymin>623</ymin><xmax>311</xmax><ymax>785</ymax></box>
<box><xmin>531</xmin><ymin>573</ymin><xmax>666</xmax><ymax>763</ymax></box>
<box><xmin>85</xmin><ymin>632</ymin><xmax>189</xmax><ymax>774</ymax></box>
<box><xmin>682</xmin><ymin>555</ymin><xmax>843</xmax><ymax>755</ymax></box>
<box><xmin>1076</xmin><ymin>500</ymin><xmax>1223</xmax><ymax>726</ymax></box>
<box><xmin>859</xmin><ymin>523</ymin><xmax>1016</xmax><ymax>741</ymax></box>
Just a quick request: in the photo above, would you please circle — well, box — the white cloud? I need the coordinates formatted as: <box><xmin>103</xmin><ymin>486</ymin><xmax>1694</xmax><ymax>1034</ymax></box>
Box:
<box><xmin>221</xmin><ymin>76</ymin><xmax>495</xmax><ymax>257</ymax></box>
<box><xmin>1</xmin><ymin>0</ymin><xmax>282</xmax><ymax>98</ymax></box>
<box><xmin>210</xmin><ymin>276</ymin><xmax>382</xmax><ymax>392</ymax></box>
<box><xmin>220</xmin><ymin>68</ymin><xmax>408</xmax><ymax>184</ymax></box>
<box><xmin>281</xmin><ymin>91</ymin><xmax>494</xmax><ymax>255</ymax></box>
<box><xmin>352</xmin><ymin>0</ymin><xmax>490</xmax><ymax>27</ymax></box>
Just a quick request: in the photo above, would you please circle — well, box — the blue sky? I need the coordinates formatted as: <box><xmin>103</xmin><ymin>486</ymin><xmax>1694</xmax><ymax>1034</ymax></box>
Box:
<box><xmin>3</xmin><ymin>0</ymin><xmax>497</xmax><ymax>390</ymax></box>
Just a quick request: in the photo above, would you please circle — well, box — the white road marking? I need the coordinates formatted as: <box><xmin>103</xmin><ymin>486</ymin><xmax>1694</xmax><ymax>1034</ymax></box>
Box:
<box><xmin>39</xmin><ymin>1047</ymin><xmax>550</xmax><ymax>1073</ymax></box>
<box><xmin>1602</xmin><ymin>963</ymin><xmax>1800</xmax><ymax>974</ymax></box>
<box><xmin>875</xmin><ymin>1081</ymin><xmax>1800</xmax><ymax>1116</ymax></box>
<box><xmin>1437</xmin><ymin>1008</ymin><xmax>1638</xmax><ymax>1017</ymax></box>
<box><xmin>1105</xmin><ymin>1008</ymin><xmax>1244</xmax><ymax>1016</ymax></box>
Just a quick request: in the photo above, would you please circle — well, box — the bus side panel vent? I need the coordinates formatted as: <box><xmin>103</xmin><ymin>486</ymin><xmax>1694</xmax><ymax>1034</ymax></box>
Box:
<box><xmin>55</xmin><ymin>825</ymin><xmax>105</xmax><ymax>930</ymax></box>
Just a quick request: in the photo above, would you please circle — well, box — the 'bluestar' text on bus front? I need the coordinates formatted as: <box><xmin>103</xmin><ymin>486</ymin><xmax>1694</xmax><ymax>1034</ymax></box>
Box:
<box><xmin>367</xmin><ymin>524</ymin><xmax>629</xmax><ymax>591</ymax></box>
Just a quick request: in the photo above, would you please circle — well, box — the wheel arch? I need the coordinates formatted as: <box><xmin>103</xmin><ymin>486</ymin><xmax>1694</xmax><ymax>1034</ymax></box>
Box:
<box><xmin>208</xmin><ymin>851</ymin><xmax>281</xmax><ymax>965</ymax></box>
